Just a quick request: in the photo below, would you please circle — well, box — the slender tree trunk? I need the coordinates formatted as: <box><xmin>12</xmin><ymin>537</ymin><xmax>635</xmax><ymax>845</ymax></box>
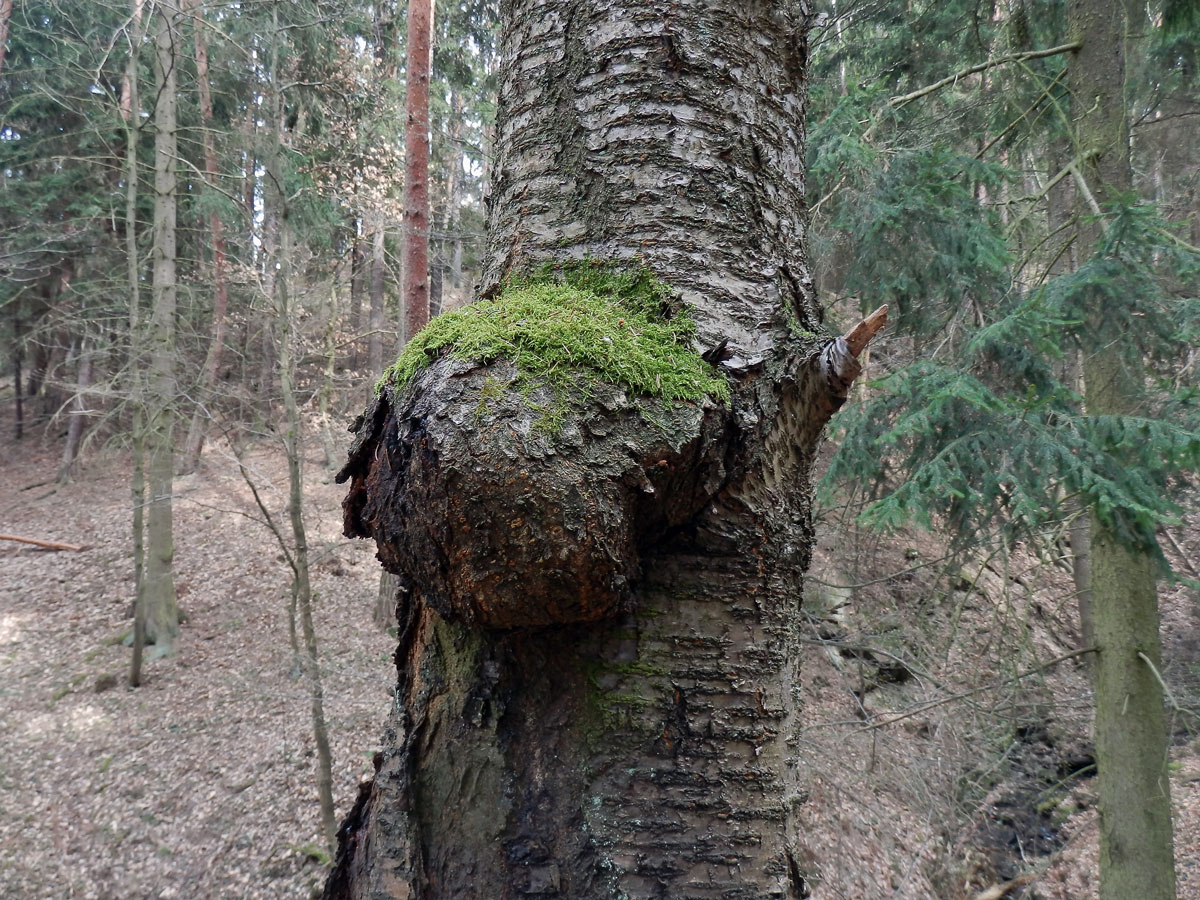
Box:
<box><xmin>266</xmin><ymin>3</ymin><xmax>337</xmax><ymax>846</ymax></box>
<box><xmin>325</xmin><ymin>5</ymin><xmax>888</xmax><ymax>898</ymax></box>
<box><xmin>349</xmin><ymin>222</ymin><xmax>365</xmax><ymax>367</ymax></box>
<box><xmin>180</xmin><ymin>0</ymin><xmax>231</xmax><ymax>474</ymax></box>
<box><xmin>402</xmin><ymin>0</ymin><xmax>432</xmax><ymax>341</ymax></box>
<box><xmin>366</xmin><ymin>0</ymin><xmax>399</xmax><ymax>375</ymax></box>
<box><xmin>123</xmin><ymin>0</ymin><xmax>148</xmax><ymax>687</ymax></box>
<box><xmin>12</xmin><ymin>314</ymin><xmax>23</xmax><ymax>440</ymax></box>
<box><xmin>437</xmin><ymin>89</ymin><xmax>463</xmax><ymax>311</ymax></box>
<box><xmin>367</xmin><ymin>217</ymin><xmax>386</xmax><ymax>374</ymax></box>
<box><xmin>1069</xmin><ymin>1</ymin><xmax>1176</xmax><ymax>897</ymax></box>
<box><xmin>144</xmin><ymin>0</ymin><xmax>181</xmax><ymax>655</ymax></box>
<box><xmin>319</xmin><ymin>283</ymin><xmax>340</xmax><ymax>474</ymax></box>
<box><xmin>279</xmin><ymin>221</ymin><xmax>338</xmax><ymax>852</ymax></box>
<box><xmin>58</xmin><ymin>338</ymin><xmax>93</xmax><ymax>483</ymax></box>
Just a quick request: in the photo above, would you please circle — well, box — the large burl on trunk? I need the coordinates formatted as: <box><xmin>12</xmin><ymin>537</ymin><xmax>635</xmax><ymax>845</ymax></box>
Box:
<box><xmin>326</xmin><ymin>2</ymin><xmax>883</xmax><ymax>898</ymax></box>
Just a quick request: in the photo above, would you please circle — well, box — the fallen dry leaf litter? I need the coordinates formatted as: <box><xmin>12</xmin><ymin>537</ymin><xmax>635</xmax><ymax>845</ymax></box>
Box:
<box><xmin>1</xmin><ymin>439</ymin><xmax>392</xmax><ymax>900</ymax></box>
<box><xmin>2</xmin><ymin>435</ymin><xmax>1198</xmax><ymax>900</ymax></box>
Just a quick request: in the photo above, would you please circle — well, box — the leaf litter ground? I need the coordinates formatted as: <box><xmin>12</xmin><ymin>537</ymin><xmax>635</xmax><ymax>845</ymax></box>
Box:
<box><xmin>0</xmin><ymin>439</ymin><xmax>392</xmax><ymax>900</ymax></box>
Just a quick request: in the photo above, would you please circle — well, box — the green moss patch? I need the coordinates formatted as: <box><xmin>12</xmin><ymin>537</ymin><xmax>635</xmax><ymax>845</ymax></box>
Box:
<box><xmin>377</xmin><ymin>265</ymin><xmax>729</xmax><ymax>404</ymax></box>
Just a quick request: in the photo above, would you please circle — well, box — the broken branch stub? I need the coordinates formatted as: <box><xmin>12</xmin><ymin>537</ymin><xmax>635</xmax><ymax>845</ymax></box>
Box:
<box><xmin>817</xmin><ymin>304</ymin><xmax>888</xmax><ymax>412</ymax></box>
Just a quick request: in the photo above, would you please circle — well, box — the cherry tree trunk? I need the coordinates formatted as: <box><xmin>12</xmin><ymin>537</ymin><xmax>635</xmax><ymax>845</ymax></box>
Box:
<box><xmin>324</xmin><ymin>3</ymin><xmax>870</xmax><ymax>898</ymax></box>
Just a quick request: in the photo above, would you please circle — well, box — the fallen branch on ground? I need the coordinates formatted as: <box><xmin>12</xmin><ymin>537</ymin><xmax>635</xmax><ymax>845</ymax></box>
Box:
<box><xmin>0</xmin><ymin>533</ymin><xmax>87</xmax><ymax>551</ymax></box>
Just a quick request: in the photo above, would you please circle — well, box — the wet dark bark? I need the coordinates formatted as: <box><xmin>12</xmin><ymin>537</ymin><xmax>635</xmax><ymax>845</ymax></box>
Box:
<box><xmin>325</xmin><ymin>3</ymin><xmax>876</xmax><ymax>898</ymax></box>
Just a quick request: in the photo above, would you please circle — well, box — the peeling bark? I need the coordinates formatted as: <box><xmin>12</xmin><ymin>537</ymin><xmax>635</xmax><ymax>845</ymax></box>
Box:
<box><xmin>326</xmin><ymin>3</ymin><xmax>883</xmax><ymax>898</ymax></box>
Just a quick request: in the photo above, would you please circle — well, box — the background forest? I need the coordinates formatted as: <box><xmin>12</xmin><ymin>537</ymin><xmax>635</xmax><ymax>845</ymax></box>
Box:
<box><xmin>1</xmin><ymin>0</ymin><xmax>1197</xmax><ymax>898</ymax></box>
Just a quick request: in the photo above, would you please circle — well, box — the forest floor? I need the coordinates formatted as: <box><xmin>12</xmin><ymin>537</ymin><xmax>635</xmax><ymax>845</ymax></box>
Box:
<box><xmin>1</xmin><ymin>433</ymin><xmax>1198</xmax><ymax>900</ymax></box>
<box><xmin>0</xmin><ymin>436</ymin><xmax>393</xmax><ymax>900</ymax></box>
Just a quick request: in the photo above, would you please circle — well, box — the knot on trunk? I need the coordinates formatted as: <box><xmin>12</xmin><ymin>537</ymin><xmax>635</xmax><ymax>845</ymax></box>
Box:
<box><xmin>337</xmin><ymin>358</ymin><xmax>731</xmax><ymax>628</ymax></box>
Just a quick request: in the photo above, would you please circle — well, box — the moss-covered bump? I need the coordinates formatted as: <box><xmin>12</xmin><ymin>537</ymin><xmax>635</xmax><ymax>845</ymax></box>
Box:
<box><xmin>377</xmin><ymin>265</ymin><xmax>729</xmax><ymax>404</ymax></box>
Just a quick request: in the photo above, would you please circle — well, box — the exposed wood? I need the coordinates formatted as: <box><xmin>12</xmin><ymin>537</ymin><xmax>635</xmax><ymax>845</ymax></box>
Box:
<box><xmin>841</xmin><ymin>303</ymin><xmax>888</xmax><ymax>357</ymax></box>
<box><xmin>0</xmin><ymin>534</ymin><xmax>86</xmax><ymax>552</ymax></box>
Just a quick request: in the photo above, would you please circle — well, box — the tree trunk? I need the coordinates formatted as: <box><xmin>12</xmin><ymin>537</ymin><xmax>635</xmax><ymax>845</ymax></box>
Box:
<box><xmin>12</xmin><ymin>313</ymin><xmax>23</xmax><ymax>440</ymax></box>
<box><xmin>367</xmin><ymin>217</ymin><xmax>387</xmax><ymax>375</ymax></box>
<box><xmin>349</xmin><ymin>223</ymin><xmax>365</xmax><ymax>367</ymax></box>
<box><xmin>319</xmin><ymin>283</ymin><xmax>340</xmax><ymax>474</ymax></box>
<box><xmin>442</xmin><ymin>89</ymin><xmax>464</xmax><ymax>304</ymax></box>
<box><xmin>123</xmin><ymin>0</ymin><xmax>148</xmax><ymax>687</ymax></box>
<box><xmin>58</xmin><ymin>338</ymin><xmax>93</xmax><ymax>483</ymax></box>
<box><xmin>266</xmin><ymin>1</ymin><xmax>337</xmax><ymax>846</ymax></box>
<box><xmin>325</xmin><ymin>5</ymin><xmax>884</xmax><ymax>899</ymax></box>
<box><xmin>402</xmin><ymin>0</ymin><xmax>432</xmax><ymax>340</ymax></box>
<box><xmin>144</xmin><ymin>0</ymin><xmax>181</xmax><ymax>655</ymax></box>
<box><xmin>1069</xmin><ymin>0</ymin><xmax>1177</xmax><ymax>897</ymax></box>
<box><xmin>367</xmin><ymin>0</ymin><xmax>400</xmax><ymax>375</ymax></box>
<box><xmin>180</xmin><ymin>0</ymin><xmax>232</xmax><ymax>474</ymax></box>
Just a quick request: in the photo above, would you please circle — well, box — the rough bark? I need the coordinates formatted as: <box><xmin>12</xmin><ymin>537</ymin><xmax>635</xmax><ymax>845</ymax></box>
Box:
<box><xmin>325</xmin><ymin>4</ymin><xmax>879</xmax><ymax>898</ymax></box>
<box><xmin>144</xmin><ymin>0</ymin><xmax>181</xmax><ymax>654</ymax></box>
<box><xmin>1069</xmin><ymin>0</ymin><xmax>1177</xmax><ymax>897</ymax></box>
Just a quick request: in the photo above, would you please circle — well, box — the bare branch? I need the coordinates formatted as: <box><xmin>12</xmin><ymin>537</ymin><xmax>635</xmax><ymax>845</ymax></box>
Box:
<box><xmin>889</xmin><ymin>42</ymin><xmax>1082</xmax><ymax>110</ymax></box>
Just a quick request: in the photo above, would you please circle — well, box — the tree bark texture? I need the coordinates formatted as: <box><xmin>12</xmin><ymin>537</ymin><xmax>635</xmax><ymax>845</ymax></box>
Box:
<box><xmin>325</xmin><ymin>4</ymin><xmax>873</xmax><ymax>899</ymax></box>
<box><xmin>1069</xmin><ymin>0</ymin><xmax>1177</xmax><ymax>897</ymax></box>
<box><xmin>145</xmin><ymin>0</ymin><xmax>181</xmax><ymax>653</ymax></box>
<box><xmin>402</xmin><ymin>0</ymin><xmax>433</xmax><ymax>340</ymax></box>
